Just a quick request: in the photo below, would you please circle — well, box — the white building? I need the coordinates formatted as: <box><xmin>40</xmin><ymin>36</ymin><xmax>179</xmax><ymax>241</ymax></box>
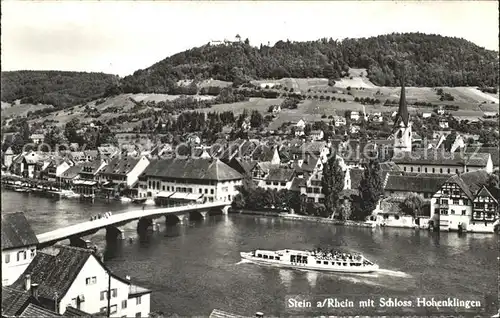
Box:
<box><xmin>309</xmin><ymin>130</ymin><xmax>324</xmax><ymax>141</ymax></box>
<box><xmin>350</xmin><ymin>112</ymin><xmax>360</xmax><ymax>121</ymax></box>
<box><xmin>138</xmin><ymin>158</ymin><xmax>243</xmax><ymax>204</ymax></box>
<box><xmin>1</xmin><ymin>212</ymin><xmax>39</xmax><ymax>286</ymax></box>
<box><xmin>257</xmin><ymin>167</ymin><xmax>295</xmax><ymax>191</ymax></box>
<box><xmin>11</xmin><ymin>245</ymin><xmax>151</xmax><ymax>317</ymax></box>
<box><xmin>430</xmin><ymin>171</ymin><xmax>498</xmax><ymax>233</ymax></box>
<box><xmin>100</xmin><ymin>156</ymin><xmax>150</xmax><ymax>188</ymax></box>
<box><xmin>333</xmin><ymin>116</ymin><xmax>347</xmax><ymax>127</ymax></box>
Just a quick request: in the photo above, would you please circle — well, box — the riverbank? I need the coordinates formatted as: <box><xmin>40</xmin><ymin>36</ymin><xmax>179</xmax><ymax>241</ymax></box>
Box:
<box><xmin>280</xmin><ymin>213</ymin><xmax>377</xmax><ymax>228</ymax></box>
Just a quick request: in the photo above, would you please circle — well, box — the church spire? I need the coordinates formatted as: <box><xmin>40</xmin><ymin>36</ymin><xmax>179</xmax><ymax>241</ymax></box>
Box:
<box><xmin>393</xmin><ymin>67</ymin><xmax>409</xmax><ymax>130</ymax></box>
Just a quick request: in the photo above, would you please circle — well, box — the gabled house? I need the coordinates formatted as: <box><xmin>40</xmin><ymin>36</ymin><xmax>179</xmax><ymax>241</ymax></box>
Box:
<box><xmin>2</xmin><ymin>285</ymin><xmax>62</xmax><ymax>317</ymax></box>
<box><xmin>309</xmin><ymin>130</ymin><xmax>324</xmax><ymax>141</ymax></box>
<box><xmin>1</xmin><ymin>212</ymin><xmax>39</xmax><ymax>286</ymax></box>
<box><xmin>100</xmin><ymin>156</ymin><xmax>150</xmax><ymax>188</ymax></box>
<box><xmin>333</xmin><ymin>116</ymin><xmax>346</xmax><ymax>127</ymax></box>
<box><xmin>11</xmin><ymin>245</ymin><xmax>151</xmax><ymax>317</ymax></box>
<box><xmin>3</xmin><ymin>147</ymin><xmax>15</xmax><ymax>169</ymax></box>
<box><xmin>29</xmin><ymin>134</ymin><xmax>44</xmax><ymax>145</ymax></box>
<box><xmin>12</xmin><ymin>152</ymin><xmax>41</xmax><ymax>179</ymax></box>
<box><xmin>258</xmin><ymin>168</ymin><xmax>295</xmax><ymax>191</ymax></box>
<box><xmin>430</xmin><ymin>170</ymin><xmax>497</xmax><ymax>233</ymax></box>
<box><xmin>41</xmin><ymin>158</ymin><xmax>73</xmax><ymax>181</ymax></box>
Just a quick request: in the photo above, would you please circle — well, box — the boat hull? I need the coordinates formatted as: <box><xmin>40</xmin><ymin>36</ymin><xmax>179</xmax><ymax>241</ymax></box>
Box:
<box><xmin>240</xmin><ymin>252</ymin><xmax>379</xmax><ymax>273</ymax></box>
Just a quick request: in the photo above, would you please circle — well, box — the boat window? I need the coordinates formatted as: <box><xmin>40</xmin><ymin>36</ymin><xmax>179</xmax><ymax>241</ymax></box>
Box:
<box><xmin>257</xmin><ymin>254</ymin><xmax>262</xmax><ymax>258</ymax></box>
<box><xmin>290</xmin><ymin>255</ymin><xmax>296</xmax><ymax>263</ymax></box>
<box><xmin>323</xmin><ymin>261</ymin><xmax>328</xmax><ymax>265</ymax></box>
<box><xmin>275</xmin><ymin>257</ymin><xmax>280</xmax><ymax>261</ymax></box>
<box><xmin>316</xmin><ymin>261</ymin><xmax>321</xmax><ymax>264</ymax></box>
<box><xmin>269</xmin><ymin>256</ymin><xmax>274</xmax><ymax>260</ymax></box>
<box><xmin>303</xmin><ymin>258</ymin><xmax>308</xmax><ymax>264</ymax></box>
<box><xmin>263</xmin><ymin>255</ymin><xmax>268</xmax><ymax>259</ymax></box>
<box><xmin>337</xmin><ymin>262</ymin><xmax>341</xmax><ymax>266</ymax></box>
<box><xmin>343</xmin><ymin>263</ymin><xmax>347</xmax><ymax>266</ymax></box>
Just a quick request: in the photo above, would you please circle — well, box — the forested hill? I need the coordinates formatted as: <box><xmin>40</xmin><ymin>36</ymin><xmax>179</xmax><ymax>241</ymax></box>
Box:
<box><xmin>1</xmin><ymin>71</ymin><xmax>119</xmax><ymax>108</ymax></box>
<box><xmin>121</xmin><ymin>32</ymin><xmax>499</xmax><ymax>93</ymax></box>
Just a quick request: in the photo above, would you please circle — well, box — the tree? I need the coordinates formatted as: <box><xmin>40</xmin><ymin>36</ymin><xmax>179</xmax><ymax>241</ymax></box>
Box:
<box><xmin>443</xmin><ymin>131</ymin><xmax>457</xmax><ymax>151</ymax></box>
<box><xmin>400</xmin><ymin>193</ymin><xmax>424</xmax><ymax>217</ymax></box>
<box><xmin>358</xmin><ymin>159</ymin><xmax>384</xmax><ymax>219</ymax></box>
<box><xmin>250</xmin><ymin>110</ymin><xmax>263</xmax><ymax>128</ymax></box>
<box><xmin>321</xmin><ymin>155</ymin><xmax>345</xmax><ymax>218</ymax></box>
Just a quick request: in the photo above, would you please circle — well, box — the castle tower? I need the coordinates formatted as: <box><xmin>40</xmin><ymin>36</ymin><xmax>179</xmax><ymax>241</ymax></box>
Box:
<box><xmin>392</xmin><ymin>70</ymin><xmax>412</xmax><ymax>155</ymax></box>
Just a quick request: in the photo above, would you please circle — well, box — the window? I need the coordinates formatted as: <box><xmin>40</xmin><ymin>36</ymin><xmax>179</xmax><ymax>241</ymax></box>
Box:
<box><xmin>110</xmin><ymin>305</ymin><xmax>117</xmax><ymax>314</ymax></box>
<box><xmin>403</xmin><ymin>167</ymin><xmax>407</xmax><ymax>172</ymax></box>
<box><xmin>5</xmin><ymin>254</ymin><xmax>10</xmax><ymax>264</ymax></box>
<box><xmin>273</xmin><ymin>182</ymin><xmax>278</xmax><ymax>186</ymax></box>
<box><xmin>111</xmin><ymin>288</ymin><xmax>117</xmax><ymax>298</ymax></box>
<box><xmin>91</xmin><ymin>276</ymin><xmax>96</xmax><ymax>284</ymax></box>
<box><xmin>210</xmin><ymin>189</ymin><xmax>214</xmax><ymax>195</ymax></box>
<box><xmin>425</xmin><ymin>167</ymin><xmax>428</xmax><ymax>173</ymax></box>
<box><xmin>266</xmin><ymin>181</ymin><xmax>271</xmax><ymax>185</ymax></box>
<box><xmin>30</xmin><ymin>249</ymin><xmax>36</xmax><ymax>258</ymax></box>
<box><xmin>162</xmin><ymin>185</ymin><xmax>165</xmax><ymax>191</ymax></box>
<box><xmin>86</xmin><ymin>277</ymin><xmax>91</xmax><ymax>285</ymax></box>
<box><xmin>440</xmin><ymin>168</ymin><xmax>443</xmax><ymax>173</ymax></box>
<box><xmin>204</xmin><ymin>189</ymin><xmax>208</xmax><ymax>194</ymax></box>
<box><xmin>462</xmin><ymin>210</ymin><xmax>466</xmax><ymax>215</ymax></box>
<box><xmin>447</xmin><ymin>168</ymin><xmax>450</xmax><ymax>173</ymax></box>
<box><xmin>135</xmin><ymin>313</ymin><xmax>141</xmax><ymax>318</ymax></box>
<box><xmin>199</xmin><ymin>189</ymin><xmax>202</xmax><ymax>194</ymax></box>
<box><xmin>122</xmin><ymin>300</ymin><xmax>127</xmax><ymax>309</ymax></box>
<box><xmin>100</xmin><ymin>291</ymin><xmax>107</xmax><ymax>301</ymax></box>
<box><xmin>453</xmin><ymin>199</ymin><xmax>459</xmax><ymax>205</ymax></box>
<box><xmin>432</xmin><ymin>168</ymin><xmax>435</xmax><ymax>173</ymax></box>
<box><xmin>410</xmin><ymin>167</ymin><xmax>414</xmax><ymax>172</ymax></box>
<box><xmin>316</xmin><ymin>261</ymin><xmax>321</xmax><ymax>264</ymax></box>
<box><xmin>136</xmin><ymin>296</ymin><xmax>142</xmax><ymax>305</ymax></box>
<box><xmin>417</xmin><ymin>167</ymin><xmax>421</xmax><ymax>172</ymax></box>
<box><xmin>450</xmin><ymin>209</ymin><xmax>455</xmax><ymax>214</ymax></box>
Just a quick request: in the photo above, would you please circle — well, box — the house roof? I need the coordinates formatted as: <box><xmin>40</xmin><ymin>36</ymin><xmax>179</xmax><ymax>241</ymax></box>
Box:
<box><xmin>385</xmin><ymin>175</ymin><xmax>449</xmax><ymax>193</ymax></box>
<box><xmin>290</xmin><ymin>141</ymin><xmax>327</xmax><ymax>155</ymax></box>
<box><xmin>209</xmin><ymin>309</ymin><xmax>252</xmax><ymax>318</ymax></box>
<box><xmin>446</xmin><ymin>175</ymin><xmax>474</xmax><ymax>200</ymax></box>
<box><xmin>265</xmin><ymin>168</ymin><xmax>295</xmax><ymax>182</ymax></box>
<box><xmin>290</xmin><ymin>177</ymin><xmax>306</xmax><ymax>191</ymax></box>
<box><xmin>142</xmin><ymin>158</ymin><xmax>243</xmax><ymax>181</ymax></box>
<box><xmin>79</xmin><ymin>160</ymin><xmax>105</xmax><ymax>175</ymax></box>
<box><xmin>1</xmin><ymin>286</ymin><xmax>32</xmax><ymax>316</ymax></box>
<box><xmin>101</xmin><ymin>157</ymin><xmax>141</xmax><ymax>176</ymax></box>
<box><xmin>475</xmin><ymin>186</ymin><xmax>498</xmax><ymax>204</ymax></box>
<box><xmin>19</xmin><ymin>303</ymin><xmax>61</xmax><ymax>317</ymax></box>
<box><xmin>10</xmin><ymin>245</ymin><xmax>93</xmax><ymax>302</ymax></box>
<box><xmin>1</xmin><ymin>212</ymin><xmax>39</xmax><ymax>250</ymax></box>
<box><xmin>458</xmin><ymin>170</ymin><xmax>491</xmax><ymax>196</ymax></box>
<box><xmin>60</xmin><ymin>164</ymin><xmax>82</xmax><ymax>179</ymax></box>
<box><xmin>63</xmin><ymin>306</ymin><xmax>93</xmax><ymax>317</ymax></box>
<box><xmin>392</xmin><ymin>150</ymin><xmax>490</xmax><ymax>167</ymax></box>
<box><xmin>465</xmin><ymin>147</ymin><xmax>499</xmax><ymax>166</ymax></box>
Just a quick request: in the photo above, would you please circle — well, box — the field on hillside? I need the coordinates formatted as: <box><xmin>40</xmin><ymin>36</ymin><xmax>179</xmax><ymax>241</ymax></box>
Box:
<box><xmin>1</xmin><ymin>102</ymin><xmax>54</xmax><ymax>118</ymax></box>
<box><xmin>202</xmin><ymin>98</ymin><xmax>284</xmax><ymax>115</ymax></box>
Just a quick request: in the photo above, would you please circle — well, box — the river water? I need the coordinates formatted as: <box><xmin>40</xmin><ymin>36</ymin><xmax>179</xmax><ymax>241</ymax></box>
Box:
<box><xmin>2</xmin><ymin>191</ymin><xmax>498</xmax><ymax>316</ymax></box>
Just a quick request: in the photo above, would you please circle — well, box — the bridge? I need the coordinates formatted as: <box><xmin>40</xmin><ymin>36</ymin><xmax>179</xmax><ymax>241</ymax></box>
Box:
<box><xmin>36</xmin><ymin>201</ymin><xmax>231</xmax><ymax>248</ymax></box>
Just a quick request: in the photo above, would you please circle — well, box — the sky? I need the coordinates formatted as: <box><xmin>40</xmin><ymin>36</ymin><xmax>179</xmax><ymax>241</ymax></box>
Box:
<box><xmin>2</xmin><ymin>1</ymin><xmax>499</xmax><ymax>77</ymax></box>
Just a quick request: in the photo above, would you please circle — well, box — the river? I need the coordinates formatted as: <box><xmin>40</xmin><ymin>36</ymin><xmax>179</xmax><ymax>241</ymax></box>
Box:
<box><xmin>2</xmin><ymin>191</ymin><xmax>498</xmax><ymax>316</ymax></box>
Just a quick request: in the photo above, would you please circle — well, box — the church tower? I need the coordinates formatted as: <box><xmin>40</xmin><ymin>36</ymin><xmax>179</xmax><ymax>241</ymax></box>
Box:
<box><xmin>392</xmin><ymin>70</ymin><xmax>412</xmax><ymax>155</ymax></box>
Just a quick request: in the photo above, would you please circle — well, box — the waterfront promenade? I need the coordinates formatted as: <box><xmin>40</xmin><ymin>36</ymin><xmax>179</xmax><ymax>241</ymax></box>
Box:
<box><xmin>36</xmin><ymin>201</ymin><xmax>230</xmax><ymax>246</ymax></box>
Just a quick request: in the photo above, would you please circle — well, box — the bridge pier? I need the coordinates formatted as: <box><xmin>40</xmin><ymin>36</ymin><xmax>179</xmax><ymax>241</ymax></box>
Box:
<box><xmin>137</xmin><ymin>217</ymin><xmax>152</xmax><ymax>235</ymax></box>
<box><xmin>106</xmin><ymin>226</ymin><xmax>125</xmax><ymax>242</ymax></box>
<box><xmin>221</xmin><ymin>205</ymin><xmax>231</xmax><ymax>215</ymax></box>
<box><xmin>199</xmin><ymin>211</ymin><xmax>208</xmax><ymax>219</ymax></box>
<box><xmin>176</xmin><ymin>213</ymin><xmax>188</xmax><ymax>224</ymax></box>
<box><xmin>69</xmin><ymin>236</ymin><xmax>89</xmax><ymax>249</ymax></box>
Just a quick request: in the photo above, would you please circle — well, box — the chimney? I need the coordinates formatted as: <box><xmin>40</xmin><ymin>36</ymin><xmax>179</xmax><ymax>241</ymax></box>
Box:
<box><xmin>24</xmin><ymin>274</ymin><xmax>31</xmax><ymax>291</ymax></box>
<box><xmin>30</xmin><ymin>283</ymin><xmax>39</xmax><ymax>300</ymax></box>
<box><xmin>255</xmin><ymin>312</ymin><xmax>264</xmax><ymax>318</ymax></box>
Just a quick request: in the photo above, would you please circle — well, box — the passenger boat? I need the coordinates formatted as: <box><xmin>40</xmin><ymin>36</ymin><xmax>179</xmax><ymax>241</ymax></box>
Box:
<box><xmin>240</xmin><ymin>248</ymin><xmax>379</xmax><ymax>273</ymax></box>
